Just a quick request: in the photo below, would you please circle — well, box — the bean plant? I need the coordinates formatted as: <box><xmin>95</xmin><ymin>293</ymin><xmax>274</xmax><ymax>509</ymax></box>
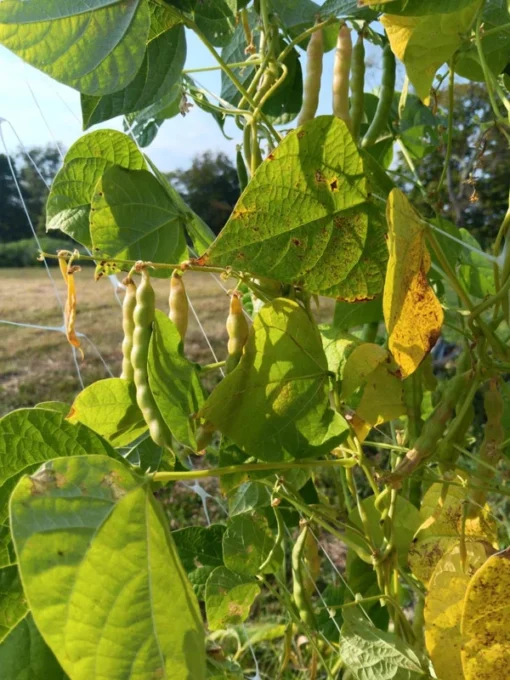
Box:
<box><xmin>1</xmin><ymin>1</ymin><xmax>510</xmax><ymax>679</ymax></box>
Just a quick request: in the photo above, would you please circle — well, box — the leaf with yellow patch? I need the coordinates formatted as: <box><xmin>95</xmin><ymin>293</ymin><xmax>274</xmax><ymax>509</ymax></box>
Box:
<box><xmin>461</xmin><ymin>547</ymin><xmax>510</xmax><ymax>680</ymax></box>
<box><xmin>381</xmin><ymin>2</ymin><xmax>482</xmax><ymax>104</ymax></box>
<box><xmin>425</xmin><ymin>542</ymin><xmax>491</xmax><ymax>680</ymax></box>
<box><xmin>409</xmin><ymin>482</ymin><xmax>497</xmax><ymax>584</ymax></box>
<box><xmin>383</xmin><ymin>188</ymin><xmax>443</xmax><ymax>378</ymax></box>
<box><xmin>341</xmin><ymin>343</ymin><xmax>405</xmax><ymax>441</ymax></box>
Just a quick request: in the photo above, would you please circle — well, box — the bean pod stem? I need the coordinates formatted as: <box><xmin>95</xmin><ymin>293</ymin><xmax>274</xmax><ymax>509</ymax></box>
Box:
<box><xmin>120</xmin><ymin>277</ymin><xmax>137</xmax><ymax>381</ymax></box>
<box><xmin>131</xmin><ymin>269</ymin><xmax>175</xmax><ymax>459</ymax></box>
<box><xmin>332</xmin><ymin>24</ymin><xmax>352</xmax><ymax>130</ymax></box>
<box><xmin>297</xmin><ymin>26</ymin><xmax>324</xmax><ymax>127</ymax></box>
<box><xmin>362</xmin><ymin>43</ymin><xmax>395</xmax><ymax>148</ymax></box>
<box><xmin>350</xmin><ymin>32</ymin><xmax>366</xmax><ymax>141</ymax></box>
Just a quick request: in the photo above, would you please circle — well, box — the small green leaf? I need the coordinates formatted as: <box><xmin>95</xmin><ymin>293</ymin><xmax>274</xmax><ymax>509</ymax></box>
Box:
<box><xmin>90</xmin><ymin>167</ymin><xmax>188</xmax><ymax>271</ymax></box>
<box><xmin>81</xmin><ymin>25</ymin><xmax>186</xmax><ymax>128</ymax></box>
<box><xmin>223</xmin><ymin>514</ymin><xmax>282</xmax><ymax>576</ymax></box>
<box><xmin>0</xmin><ymin>615</ymin><xmax>68</xmax><ymax>680</ymax></box>
<box><xmin>228</xmin><ymin>482</ymin><xmax>272</xmax><ymax>516</ymax></box>
<box><xmin>205</xmin><ymin>567</ymin><xmax>260</xmax><ymax>631</ymax></box>
<box><xmin>46</xmin><ymin>130</ymin><xmax>146</xmax><ymax>247</ymax></box>
<box><xmin>339</xmin><ymin>609</ymin><xmax>425</xmax><ymax>679</ymax></box>
<box><xmin>67</xmin><ymin>378</ymin><xmax>147</xmax><ymax>447</ymax></box>
<box><xmin>10</xmin><ymin>456</ymin><xmax>205</xmax><ymax>680</ymax></box>
<box><xmin>0</xmin><ymin>0</ymin><xmax>149</xmax><ymax>96</ymax></box>
<box><xmin>333</xmin><ymin>298</ymin><xmax>383</xmax><ymax>331</ymax></box>
<box><xmin>148</xmin><ymin>310</ymin><xmax>205</xmax><ymax>448</ymax></box>
<box><xmin>205</xmin><ymin>116</ymin><xmax>387</xmax><ymax>301</ymax></box>
<box><xmin>173</xmin><ymin>525</ymin><xmax>226</xmax><ymax>572</ymax></box>
<box><xmin>124</xmin><ymin>81</ymin><xmax>183</xmax><ymax>148</ymax></box>
<box><xmin>0</xmin><ymin>408</ymin><xmax>116</xmax><ymax>524</ymax></box>
<box><xmin>199</xmin><ymin>299</ymin><xmax>349</xmax><ymax>462</ymax></box>
<box><xmin>0</xmin><ymin>566</ymin><xmax>27</xmax><ymax>643</ymax></box>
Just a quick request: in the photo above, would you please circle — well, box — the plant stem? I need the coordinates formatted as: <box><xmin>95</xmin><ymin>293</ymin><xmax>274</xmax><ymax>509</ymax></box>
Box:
<box><xmin>475</xmin><ymin>12</ymin><xmax>508</xmax><ymax>123</ymax></box>
<box><xmin>436</xmin><ymin>56</ymin><xmax>456</xmax><ymax>195</ymax></box>
<box><xmin>152</xmin><ymin>456</ymin><xmax>358</xmax><ymax>483</ymax></box>
<box><xmin>184</xmin><ymin>59</ymin><xmax>262</xmax><ymax>74</ymax></box>
<box><xmin>482</xmin><ymin>22</ymin><xmax>510</xmax><ymax>38</ymax></box>
<box><xmin>199</xmin><ymin>360</ymin><xmax>226</xmax><ymax>372</ymax></box>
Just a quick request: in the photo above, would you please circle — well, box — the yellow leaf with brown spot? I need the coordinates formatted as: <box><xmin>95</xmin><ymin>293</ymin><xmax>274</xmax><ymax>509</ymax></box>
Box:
<box><xmin>383</xmin><ymin>189</ymin><xmax>443</xmax><ymax>378</ymax></box>
<box><xmin>381</xmin><ymin>2</ymin><xmax>482</xmax><ymax>104</ymax></box>
<box><xmin>409</xmin><ymin>482</ymin><xmax>497</xmax><ymax>585</ymax></box>
<box><xmin>425</xmin><ymin>542</ymin><xmax>490</xmax><ymax>680</ymax></box>
<box><xmin>461</xmin><ymin>547</ymin><xmax>510</xmax><ymax>680</ymax></box>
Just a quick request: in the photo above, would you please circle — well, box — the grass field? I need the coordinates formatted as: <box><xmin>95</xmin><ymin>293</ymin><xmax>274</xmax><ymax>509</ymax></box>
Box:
<box><xmin>0</xmin><ymin>267</ymin><xmax>334</xmax><ymax>417</ymax></box>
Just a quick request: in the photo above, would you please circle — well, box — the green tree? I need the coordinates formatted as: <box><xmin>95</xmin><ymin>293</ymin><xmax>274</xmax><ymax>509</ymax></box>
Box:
<box><xmin>167</xmin><ymin>151</ymin><xmax>240</xmax><ymax>236</ymax></box>
<box><xmin>394</xmin><ymin>83</ymin><xmax>510</xmax><ymax>248</ymax></box>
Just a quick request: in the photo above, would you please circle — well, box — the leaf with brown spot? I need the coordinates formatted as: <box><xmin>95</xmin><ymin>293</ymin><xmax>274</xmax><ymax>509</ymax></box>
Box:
<box><xmin>383</xmin><ymin>189</ymin><xmax>443</xmax><ymax>378</ymax></box>
<box><xmin>205</xmin><ymin>567</ymin><xmax>260</xmax><ymax>632</ymax></box>
<box><xmin>461</xmin><ymin>547</ymin><xmax>510</xmax><ymax>680</ymax></box>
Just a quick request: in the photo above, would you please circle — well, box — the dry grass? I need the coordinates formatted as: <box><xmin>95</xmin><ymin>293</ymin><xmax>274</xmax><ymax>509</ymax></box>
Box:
<box><xmin>0</xmin><ymin>267</ymin><xmax>335</xmax><ymax>416</ymax></box>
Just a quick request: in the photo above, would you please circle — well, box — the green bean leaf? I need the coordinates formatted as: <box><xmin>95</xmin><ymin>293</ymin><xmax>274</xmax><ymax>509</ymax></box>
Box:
<box><xmin>0</xmin><ymin>0</ymin><xmax>149</xmax><ymax>96</ymax></box>
<box><xmin>0</xmin><ymin>566</ymin><xmax>27</xmax><ymax>643</ymax></box>
<box><xmin>148</xmin><ymin>310</ymin><xmax>205</xmax><ymax>448</ymax></box>
<box><xmin>90</xmin><ymin>167</ymin><xmax>188</xmax><ymax>273</ymax></box>
<box><xmin>223</xmin><ymin>514</ymin><xmax>283</xmax><ymax>576</ymax></box>
<box><xmin>198</xmin><ymin>298</ymin><xmax>349</xmax><ymax>462</ymax></box>
<box><xmin>46</xmin><ymin>130</ymin><xmax>146</xmax><ymax>247</ymax></box>
<box><xmin>204</xmin><ymin>116</ymin><xmax>387</xmax><ymax>301</ymax></box>
<box><xmin>172</xmin><ymin>525</ymin><xmax>226</xmax><ymax>572</ymax></box>
<box><xmin>0</xmin><ymin>408</ymin><xmax>116</xmax><ymax>524</ymax></box>
<box><xmin>0</xmin><ymin>615</ymin><xmax>68</xmax><ymax>680</ymax></box>
<box><xmin>205</xmin><ymin>567</ymin><xmax>260</xmax><ymax>631</ymax></box>
<box><xmin>81</xmin><ymin>25</ymin><xmax>186</xmax><ymax>128</ymax></box>
<box><xmin>67</xmin><ymin>378</ymin><xmax>147</xmax><ymax>448</ymax></box>
<box><xmin>10</xmin><ymin>455</ymin><xmax>205</xmax><ymax>680</ymax></box>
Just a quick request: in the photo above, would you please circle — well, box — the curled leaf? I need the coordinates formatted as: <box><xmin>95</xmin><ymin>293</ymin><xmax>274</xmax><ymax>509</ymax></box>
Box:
<box><xmin>383</xmin><ymin>189</ymin><xmax>443</xmax><ymax>378</ymax></box>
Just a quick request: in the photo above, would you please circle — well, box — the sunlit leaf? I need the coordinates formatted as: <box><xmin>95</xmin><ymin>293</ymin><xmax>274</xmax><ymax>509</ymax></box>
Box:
<box><xmin>46</xmin><ymin>130</ymin><xmax>146</xmax><ymax>247</ymax></box>
<box><xmin>204</xmin><ymin>116</ymin><xmax>387</xmax><ymax>301</ymax></box>
<box><xmin>67</xmin><ymin>378</ymin><xmax>147</xmax><ymax>448</ymax></box>
<box><xmin>339</xmin><ymin>609</ymin><xmax>424</xmax><ymax>679</ymax></box>
<box><xmin>409</xmin><ymin>482</ymin><xmax>497</xmax><ymax>584</ymax></box>
<box><xmin>0</xmin><ymin>0</ymin><xmax>150</xmax><ymax>96</ymax></box>
<box><xmin>383</xmin><ymin>188</ymin><xmax>443</xmax><ymax>378</ymax></box>
<box><xmin>0</xmin><ymin>408</ymin><xmax>116</xmax><ymax>524</ymax></box>
<box><xmin>381</xmin><ymin>2</ymin><xmax>482</xmax><ymax>104</ymax></box>
<box><xmin>81</xmin><ymin>25</ymin><xmax>186</xmax><ymax>127</ymax></box>
<box><xmin>90</xmin><ymin>166</ymin><xmax>188</xmax><ymax>272</ymax></box>
<box><xmin>198</xmin><ymin>299</ymin><xmax>349</xmax><ymax>462</ymax></box>
<box><xmin>425</xmin><ymin>542</ymin><xmax>490</xmax><ymax>680</ymax></box>
<box><xmin>10</xmin><ymin>456</ymin><xmax>205</xmax><ymax>680</ymax></box>
<box><xmin>205</xmin><ymin>567</ymin><xmax>260</xmax><ymax>631</ymax></box>
<box><xmin>461</xmin><ymin>546</ymin><xmax>510</xmax><ymax>680</ymax></box>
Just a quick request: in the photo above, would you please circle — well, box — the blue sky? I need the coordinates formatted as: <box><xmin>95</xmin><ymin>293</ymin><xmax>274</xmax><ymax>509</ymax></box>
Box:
<box><xmin>0</xmin><ymin>29</ymin><xmax>385</xmax><ymax>173</ymax></box>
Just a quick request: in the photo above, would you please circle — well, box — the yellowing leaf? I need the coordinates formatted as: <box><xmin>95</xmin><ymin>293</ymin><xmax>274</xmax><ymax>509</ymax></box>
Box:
<box><xmin>381</xmin><ymin>2</ymin><xmax>482</xmax><ymax>104</ymax></box>
<box><xmin>409</xmin><ymin>482</ymin><xmax>497</xmax><ymax>584</ymax></box>
<box><xmin>461</xmin><ymin>547</ymin><xmax>510</xmax><ymax>680</ymax></box>
<box><xmin>425</xmin><ymin>542</ymin><xmax>490</xmax><ymax>680</ymax></box>
<box><xmin>383</xmin><ymin>189</ymin><xmax>443</xmax><ymax>378</ymax></box>
<box><xmin>341</xmin><ymin>343</ymin><xmax>405</xmax><ymax>440</ymax></box>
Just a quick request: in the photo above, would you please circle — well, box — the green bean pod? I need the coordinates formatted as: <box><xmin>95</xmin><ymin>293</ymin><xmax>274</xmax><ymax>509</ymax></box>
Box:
<box><xmin>468</xmin><ymin>381</ymin><xmax>504</xmax><ymax>515</ymax></box>
<box><xmin>292</xmin><ymin>523</ymin><xmax>317</xmax><ymax>628</ymax></box>
<box><xmin>225</xmin><ymin>295</ymin><xmax>249</xmax><ymax>374</ymax></box>
<box><xmin>297</xmin><ymin>27</ymin><xmax>324</xmax><ymax>127</ymax></box>
<box><xmin>236</xmin><ymin>147</ymin><xmax>249</xmax><ymax>192</ymax></box>
<box><xmin>169</xmin><ymin>269</ymin><xmax>189</xmax><ymax>342</ymax></box>
<box><xmin>361</xmin><ymin>43</ymin><xmax>396</xmax><ymax>148</ymax></box>
<box><xmin>302</xmin><ymin>528</ymin><xmax>320</xmax><ymax>597</ymax></box>
<box><xmin>120</xmin><ymin>276</ymin><xmax>136</xmax><ymax>381</ymax></box>
<box><xmin>132</xmin><ymin>269</ymin><xmax>174</xmax><ymax>456</ymax></box>
<box><xmin>332</xmin><ymin>24</ymin><xmax>352</xmax><ymax>130</ymax></box>
<box><xmin>350</xmin><ymin>32</ymin><xmax>366</xmax><ymax>141</ymax></box>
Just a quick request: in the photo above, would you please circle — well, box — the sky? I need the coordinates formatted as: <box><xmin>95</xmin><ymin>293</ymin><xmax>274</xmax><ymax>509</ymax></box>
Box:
<box><xmin>0</xmin><ymin>28</ymin><xmax>385</xmax><ymax>174</ymax></box>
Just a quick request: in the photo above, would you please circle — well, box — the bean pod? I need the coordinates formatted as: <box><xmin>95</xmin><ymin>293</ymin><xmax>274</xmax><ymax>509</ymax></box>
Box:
<box><xmin>362</xmin><ymin>43</ymin><xmax>396</xmax><ymax>148</ymax></box>
<box><xmin>292</xmin><ymin>522</ymin><xmax>317</xmax><ymax>628</ymax></box>
<box><xmin>350</xmin><ymin>32</ymin><xmax>366</xmax><ymax>141</ymax></box>
<box><xmin>120</xmin><ymin>277</ymin><xmax>136</xmax><ymax>380</ymax></box>
<box><xmin>332</xmin><ymin>24</ymin><xmax>352</xmax><ymax>130</ymax></box>
<box><xmin>226</xmin><ymin>294</ymin><xmax>249</xmax><ymax>374</ymax></box>
<box><xmin>131</xmin><ymin>269</ymin><xmax>174</xmax><ymax>456</ymax></box>
<box><xmin>169</xmin><ymin>270</ymin><xmax>189</xmax><ymax>342</ymax></box>
<box><xmin>297</xmin><ymin>27</ymin><xmax>324</xmax><ymax>127</ymax></box>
